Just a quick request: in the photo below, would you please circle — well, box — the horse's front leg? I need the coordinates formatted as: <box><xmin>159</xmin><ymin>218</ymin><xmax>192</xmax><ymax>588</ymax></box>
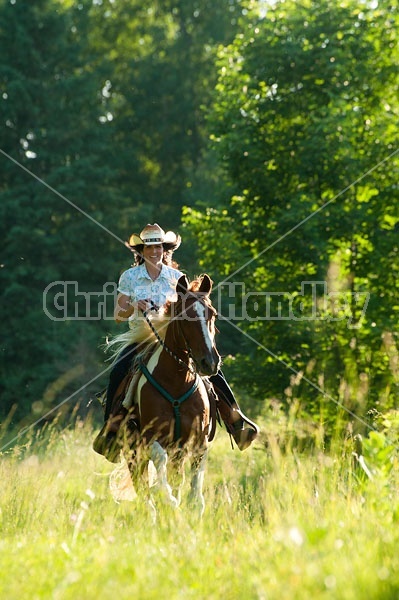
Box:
<box><xmin>120</xmin><ymin>449</ymin><xmax>157</xmax><ymax>522</ymax></box>
<box><xmin>150</xmin><ymin>441</ymin><xmax>179</xmax><ymax>508</ymax></box>
<box><xmin>188</xmin><ymin>450</ymin><xmax>208</xmax><ymax>517</ymax></box>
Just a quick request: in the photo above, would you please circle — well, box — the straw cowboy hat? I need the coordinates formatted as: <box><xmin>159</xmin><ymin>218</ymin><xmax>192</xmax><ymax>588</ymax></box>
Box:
<box><xmin>126</xmin><ymin>223</ymin><xmax>181</xmax><ymax>251</ymax></box>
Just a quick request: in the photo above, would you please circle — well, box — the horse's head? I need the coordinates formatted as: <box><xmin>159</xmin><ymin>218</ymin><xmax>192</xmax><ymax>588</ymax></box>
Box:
<box><xmin>172</xmin><ymin>274</ymin><xmax>221</xmax><ymax>376</ymax></box>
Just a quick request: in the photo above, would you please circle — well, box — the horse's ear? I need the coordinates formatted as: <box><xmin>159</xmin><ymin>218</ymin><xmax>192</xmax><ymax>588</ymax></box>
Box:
<box><xmin>199</xmin><ymin>274</ymin><xmax>212</xmax><ymax>295</ymax></box>
<box><xmin>176</xmin><ymin>274</ymin><xmax>189</xmax><ymax>296</ymax></box>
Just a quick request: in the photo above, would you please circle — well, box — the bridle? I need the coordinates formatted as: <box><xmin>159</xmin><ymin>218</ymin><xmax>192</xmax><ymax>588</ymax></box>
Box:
<box><xmin>142</xmin><ymin>303</ymin><xmax>197</xmax><ymax>375</ymax></box>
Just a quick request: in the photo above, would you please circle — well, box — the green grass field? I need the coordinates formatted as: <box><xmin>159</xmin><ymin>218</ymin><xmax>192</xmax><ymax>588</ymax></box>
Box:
<box><xmin>1</xmin><ymin>417</ymin><xmax>398</xmax><ymax>599</ymax></box>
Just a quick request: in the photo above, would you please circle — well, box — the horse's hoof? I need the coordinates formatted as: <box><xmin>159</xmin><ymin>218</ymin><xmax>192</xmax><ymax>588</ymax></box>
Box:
<box><xmin>188</xmin><ymin>494</ymin><xmax>205</xmax><ymax>518</ymax></box>
<box><xmin>151</xmin><ymin>483</ymin><xmax>179</xmax><ymax>508</ymax></box>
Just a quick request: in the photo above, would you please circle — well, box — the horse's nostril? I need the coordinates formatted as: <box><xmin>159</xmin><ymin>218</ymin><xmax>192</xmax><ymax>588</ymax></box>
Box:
<box><xmin>200</xmin><ymin>357</ymin><xmax>219</xmax><ymax>376</ymax></box>
<box><xmin>201</xmin><ymin>358</ymin><xmax>210</xmax><ymax>372</ymax></box>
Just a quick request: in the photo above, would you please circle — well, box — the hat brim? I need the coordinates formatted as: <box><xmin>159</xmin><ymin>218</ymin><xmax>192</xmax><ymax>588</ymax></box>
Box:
<box><xmin>126</xmin><ymin>231</ymin><xmax>181</xmax><ymax>251</ymax></box>
<box><xmin>163</xmin><ymin>231</ymin><xmax>181</xmax><ymax>247</ymax></box>
<box><xmin>128</xmin><ymin>233</ymin><xmax>145</xmax><ymax>246</ymax></box>
<box><xmin>163</xmin><ymin>233</ymin><xmax>181</xmax><ymax>251</ymax></box>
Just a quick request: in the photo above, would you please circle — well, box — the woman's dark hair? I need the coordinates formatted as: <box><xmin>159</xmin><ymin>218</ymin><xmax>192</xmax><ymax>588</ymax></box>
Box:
<box><xmin>132</xmin><ymin>244</ymin><xmax>180</xmax><ymax>269</ymax></box>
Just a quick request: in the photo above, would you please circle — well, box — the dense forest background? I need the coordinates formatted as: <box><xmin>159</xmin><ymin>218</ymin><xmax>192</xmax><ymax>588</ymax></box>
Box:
<box><xmin>0</xmin><ymin>0</ymin><xmax>398</xmax><ymax>437</ymax></box>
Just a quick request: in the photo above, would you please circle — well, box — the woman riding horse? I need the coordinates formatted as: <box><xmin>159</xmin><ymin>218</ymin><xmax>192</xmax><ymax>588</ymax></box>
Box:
<box><xmin>95</xmin><ymin>223</ymin><xmax>258</xmax><ymax>459</ymax></box>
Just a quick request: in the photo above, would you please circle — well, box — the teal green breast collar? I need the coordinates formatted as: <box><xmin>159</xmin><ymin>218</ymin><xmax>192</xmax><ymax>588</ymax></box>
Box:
<box><xmin>138</xmin><ymin>361</ymin><xmax>200</xmax><ymax>443</ymax></box>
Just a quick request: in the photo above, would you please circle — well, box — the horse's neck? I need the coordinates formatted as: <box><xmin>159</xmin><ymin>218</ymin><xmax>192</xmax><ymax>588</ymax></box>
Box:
<box><xmin>156</xmin><ymin>320</ymin><xmax>192</xmax><ymax>382</ymax></box>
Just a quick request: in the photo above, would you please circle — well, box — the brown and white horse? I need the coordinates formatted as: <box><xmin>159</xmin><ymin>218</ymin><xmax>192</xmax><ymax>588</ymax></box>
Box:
<box><xmin>118</xmin><ymin>274</ymin><xmax>221</xmax><ymax>515</ymax></box>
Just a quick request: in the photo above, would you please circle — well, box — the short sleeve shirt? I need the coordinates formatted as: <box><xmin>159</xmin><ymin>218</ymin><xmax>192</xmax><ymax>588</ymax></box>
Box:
<box><xmin>118</xmin><ymin>263</ymin><xmax>184</xmax><ymax>308</ymax></box>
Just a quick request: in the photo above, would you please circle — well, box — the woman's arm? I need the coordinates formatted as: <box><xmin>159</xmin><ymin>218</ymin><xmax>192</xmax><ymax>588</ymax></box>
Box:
<box><xmin>114</xmin><ymin>293</ymin><xmax>151</xmax><ymax>323</ymax></box>
<box><xmin>114</xmin><ymin>293</ymin><xmax>133</xmax><ymax>323</ymax></box>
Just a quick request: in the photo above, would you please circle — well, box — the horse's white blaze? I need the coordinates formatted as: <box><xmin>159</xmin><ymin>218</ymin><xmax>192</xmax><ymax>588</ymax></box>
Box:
<box><xmin>193</xmin><ymin>301</ymin><xmax>214</xmax><ymax>355</ymax></box>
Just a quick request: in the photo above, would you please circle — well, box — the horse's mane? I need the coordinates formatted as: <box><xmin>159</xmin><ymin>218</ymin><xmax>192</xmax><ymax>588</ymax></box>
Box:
<box><xmin>164</xmin><ymin>276</ymin><xmax>214</xmax><ymax>316</ymax></box>
<box><xmin>105</xmin><ymin>309</ymin><xmax>170</xmax><ymax>365</ymax></box>
<box><xmin>187</xmin><ymin>278</ymin><xmax>203</xmax><ymax>292</ymax></box>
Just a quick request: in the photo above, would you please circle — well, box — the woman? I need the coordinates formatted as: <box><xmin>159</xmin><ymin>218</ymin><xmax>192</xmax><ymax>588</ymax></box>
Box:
<box><xmin>102</xmin><ymin>223</ymin><xmax>258</xmax><ymax>453</ymax></box>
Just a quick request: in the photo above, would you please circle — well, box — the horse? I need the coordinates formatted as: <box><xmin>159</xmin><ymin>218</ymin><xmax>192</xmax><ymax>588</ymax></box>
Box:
<box><xmin>109</xmin><ymin>274</ymin><xmax>221</xmax><ymax>516</ymax></box>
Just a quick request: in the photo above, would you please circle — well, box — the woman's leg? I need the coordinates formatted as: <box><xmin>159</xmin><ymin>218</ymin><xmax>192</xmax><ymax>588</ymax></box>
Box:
<box><xmin>104</xmin><ymin>344</ymin><xmax>137</xmax><ymax>422</ymax></box>
<box><xmin>209</xmin><ymin>370</ymin><xmax>259</xmax><ymax>450</ymax></box>
<box><xmin>93</xmin><ymin>344</ymin><xmax>138</xmax><ymax>463</ymax></box>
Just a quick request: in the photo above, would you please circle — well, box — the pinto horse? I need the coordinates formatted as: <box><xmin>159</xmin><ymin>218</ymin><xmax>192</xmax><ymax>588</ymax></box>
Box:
<box><xmin>115</xmin><ymin>274</ymin><xmax>221</xmax><ymax>514</ymax></box>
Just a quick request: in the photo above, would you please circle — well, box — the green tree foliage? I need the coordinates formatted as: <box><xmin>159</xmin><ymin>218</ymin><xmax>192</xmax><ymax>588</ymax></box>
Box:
<box><xmin>0</xmin><ymin>0</ymin><xmax>124</xmax><ymax>421</ymax></box>
<box><xmin>0</xmin><ymin>0</ymin><xmax>239</xmax><ymax>426</ymax></box>
<box><xmin>87</xmin><ymin>0</ymin><xmax>241</xmax><ymax>228</ymax></box>
<box><xmin>184</xmin><ymin>0</ymin><xmax>399</xmax><ymax>429</ymax></box>
<box><xmin>2</xmin><ymin>0</ymin><xmax>397</xmax><ymax>437</ymax></box>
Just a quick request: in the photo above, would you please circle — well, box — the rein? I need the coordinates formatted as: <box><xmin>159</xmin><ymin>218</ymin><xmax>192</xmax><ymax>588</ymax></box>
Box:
<box><xmin>142</xmin><ymin>307</ymin><xmax>196</xmax><ymax>375</ymax></box>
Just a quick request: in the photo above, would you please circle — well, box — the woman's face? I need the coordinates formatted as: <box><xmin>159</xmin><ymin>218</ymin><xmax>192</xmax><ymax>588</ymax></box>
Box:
<box><xmin>142</xmin><ymin>243</ymin><xmax>163</xmax><ymax>266</ymax></box>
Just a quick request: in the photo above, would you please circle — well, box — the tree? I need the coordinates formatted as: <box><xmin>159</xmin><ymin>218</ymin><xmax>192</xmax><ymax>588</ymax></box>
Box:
<box><xmin>0</xmin><ymin>0</ymin><xmax>241</xmax><ymax>426</ymax></box>
<box><xmin>87</xmin><ymin>0</ymin><xmax>241</xmax><ymax>229</ymax></box>
<box><xmin>184</xmin><ymin>0</ymin><xmax>399</xmax><ymax>428</ymax></box>
<box><xmin>0</xmin><ymin>0</ymin><xmax>122</xmax><ymax>421</ymax></box>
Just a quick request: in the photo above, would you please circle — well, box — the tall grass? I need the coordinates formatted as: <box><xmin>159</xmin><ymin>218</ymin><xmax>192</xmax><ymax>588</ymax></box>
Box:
<box><xmin>1</xmin><ymin>417</ymin><xmax>398</xmax><ymax>599</ymax></box>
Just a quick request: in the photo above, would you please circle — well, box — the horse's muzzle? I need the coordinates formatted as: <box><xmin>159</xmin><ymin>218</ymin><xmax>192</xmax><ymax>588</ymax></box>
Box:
<box><xmin>197</xmin><ymin>354</ymin><xmax>221</xmax><ymax>376</ymax></box>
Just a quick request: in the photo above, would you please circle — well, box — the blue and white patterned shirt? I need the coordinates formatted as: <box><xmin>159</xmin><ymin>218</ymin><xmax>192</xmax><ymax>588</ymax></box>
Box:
<box><xmin>118</xmin><ymin>263</ymin><xmax>184</xmax><ymax>308</ymax></box>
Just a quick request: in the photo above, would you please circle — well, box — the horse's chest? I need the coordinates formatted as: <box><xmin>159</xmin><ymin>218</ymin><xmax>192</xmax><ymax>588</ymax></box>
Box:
<box><xmin>136</xmin><ymin>347</ymin><xmax>163</xmax><ymax>410</ymax></box>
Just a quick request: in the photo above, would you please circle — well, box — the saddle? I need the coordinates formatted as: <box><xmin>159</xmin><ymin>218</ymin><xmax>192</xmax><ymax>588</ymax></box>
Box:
<box><xmin>92</xmin><ymin>370</ymin><xmax>141</xmax><ymax>463</ymax></box>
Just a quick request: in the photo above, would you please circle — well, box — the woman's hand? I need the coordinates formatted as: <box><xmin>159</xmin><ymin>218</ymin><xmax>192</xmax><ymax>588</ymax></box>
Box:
<box><xmin>135</xmin><ymin>299</ymin><xmax>151</xmax><ymax>312</ymax></box>
<box><xmin>114</xmin><ymin>295</ymin><xmax>158</xmax><ymax>323</ymax></box>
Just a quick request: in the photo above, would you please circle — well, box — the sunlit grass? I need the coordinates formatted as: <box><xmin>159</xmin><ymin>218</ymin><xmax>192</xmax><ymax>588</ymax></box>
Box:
<box><xmin>1</xmin><ymin>418</ymin><xmax>399</xmax><ymax>599</ymax></box>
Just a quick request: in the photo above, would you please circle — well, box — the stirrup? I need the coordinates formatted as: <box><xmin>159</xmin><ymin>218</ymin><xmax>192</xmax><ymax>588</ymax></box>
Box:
<box><xmin>233</xmin><ymin>427</ymin><xmax>258</xmax><ymax>451</ymax></box>
<box><xmin>232</xmin><ymin>408</ymin><xmax>260</xmax><ymax>435</ymax></box>
<box><xmin>229</xmin><ymin>410</ymin><xmax>259</xmax><ymax>451</ymax></box>
<box><xmin>94</xmin><ymin>388</ymin><xmax>107</xmax><ymax>409</ymax></box>
<box><xmin>92</xmin><ymin>425</ymin><xmax>121</xmax><ymax>463</ymax></box>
